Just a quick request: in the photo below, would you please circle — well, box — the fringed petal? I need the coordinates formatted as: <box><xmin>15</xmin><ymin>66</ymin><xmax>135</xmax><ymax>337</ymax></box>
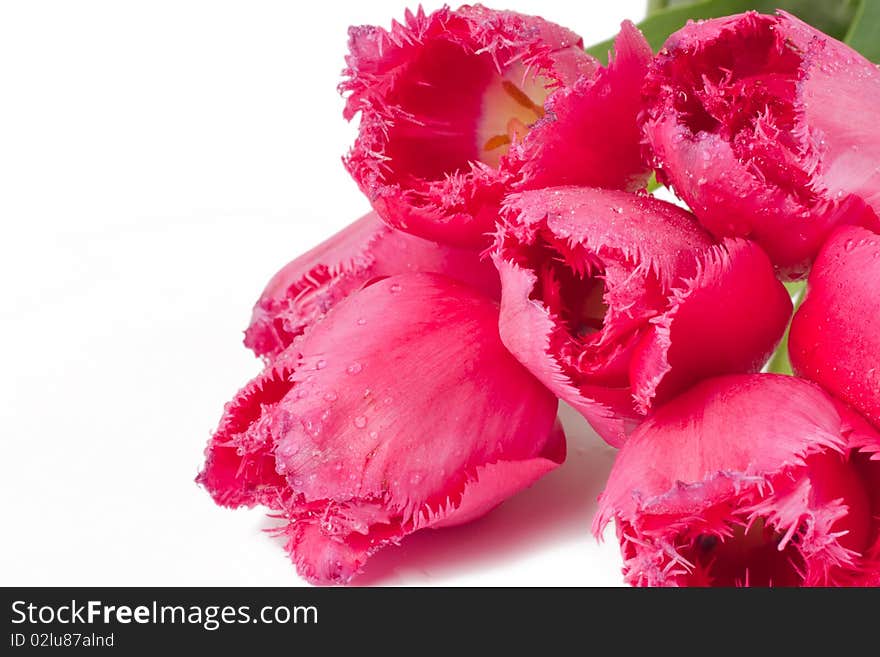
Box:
<box><xmin>509</xmin><ymin>21</ymin><xmax>652</xmax><ymax>192</ymax></box>
<box><xmin>244</xmin><ymin>212</ymin><xmax>499</xmax><ymax>360</ymax></box>
<box><xmin>595</xmin><ymin>374</ymin><xmax>880</xmax><ymax>586</ymax></box>
<box><xmin>630</xmin><ymin>238</ymin><xmax>791</xmax><ymax>412</ymax></box>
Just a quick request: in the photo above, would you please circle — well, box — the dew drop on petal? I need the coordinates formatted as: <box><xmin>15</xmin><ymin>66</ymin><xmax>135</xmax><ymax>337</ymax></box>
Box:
<box><xmin>353</xmin><ymin>416</ymin><xmax>368</xmax><ymax>429</ymax></box>
<box><xmin>357</xmin><ymin>317</ymin><xmax>367</xmax><ymax>326</ymax></box>
<box><xmin>316</xmin><ymin>359</ymin><xmax>327</xmax><ymax>370</ymax></box>
<box><xmin>389</xmin><ymin>283</ymin><xmax>402</xmax><ymax>294</ymax></box>
<box><xmin>347</xmin><ymin>362</ymin><xmax>363</xmax><ymax>375</ymax></box>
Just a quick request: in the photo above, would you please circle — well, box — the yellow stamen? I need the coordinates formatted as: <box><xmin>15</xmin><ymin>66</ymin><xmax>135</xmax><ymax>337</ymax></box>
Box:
<box><xmin>502</xmin><ymin>80</ymin><xmax>546</xmax><ymax>118</ymax></box>
<box><xmin>483</xmin><ymin>134</ymin><xmax>512</xmax><ymax>151</ymax></box>
<box><xmin>481</xmin><ymin>81</ymin><xmax>545</xmax><ymax>154</ymax></box>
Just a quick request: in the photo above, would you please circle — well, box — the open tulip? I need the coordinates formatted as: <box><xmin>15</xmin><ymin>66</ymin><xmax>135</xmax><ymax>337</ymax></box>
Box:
<box><xmin>198</xmin><ymin>273</ymin><xmax>563</xmax><ymax>585</ymax></box>
<box><xmin>244</xmin><ymin>211</ymin><xmax>499</xmax><ymax>360</ymax></box>
<box><xmin>790</xmin><ymin>225</ymin><xmax>880</xmax><ymax>429</ymax></box>
<box><xmin>595</xmin><ymin>374</ymin><xmax>880</xmax><ymax>587</ymax></box>
<box><xmin>342</xmin><ymin>5</ymin><xmax>651</xmax><ymax>248</ymax></box>
<box><xmin>642</xmin><ymin>11</ymin><xmax>880</xmax><ymax>278</ymax></box>
<box><xmin>492</xmin><ymin>186</ymin><xmax>791</xmax><ymax>445</ymax></box>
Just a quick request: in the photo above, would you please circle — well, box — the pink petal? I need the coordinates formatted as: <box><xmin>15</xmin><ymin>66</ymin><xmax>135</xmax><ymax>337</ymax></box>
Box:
<box><xmin>790</xmin><ymin>225</ymin><xmax>880</xmax><ymax>429</ymax></box>
<box><xmin>508</xmin><ymin>21</ymin><xmax>652</xmax><ymax>192</ymax></box>
<box><xmin>642</xmin><ymin>11</ymin><xmax>880</xmax><ymax>278</ymax></box>
<box><xmin>244</xmin><ymin>211</ymin><xmax>499</xmax><ymax>360</ymax></box>
<box><xmin>595</xmin><ymin>374</ymin><xmax>880</xmax><ymax>586</ymax></box>
<box><xmin>630</xmin><ymin>238</ymin><xmax>791</xmax><ymax>412</ymax></box>
<box><xmin>197</xmin><ymin>359</ymin><xmax>297</xmax><ymax>509</ymax></box>
<box><xmin>200</xmin><ymin>273</ymin><xmax>562</xmax><ymax>585</ymax></box>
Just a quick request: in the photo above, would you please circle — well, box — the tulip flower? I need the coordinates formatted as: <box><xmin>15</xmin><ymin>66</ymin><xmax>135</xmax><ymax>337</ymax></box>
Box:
<box><xmin>244</xmin><ymin>211</ymin><xmax>500</xmax><ymax>360</ymax></box>
<box><xmin>790</xmin><ymin>225</ymin><xmax>880</xmax><ymax>429</ymax></box>
<box><xmin>198</xmin><ymin>273</ymin><xmax>563</xmax><ymax>585</ymax></box>
<box><xmin>595</xmin><ymin>374</ymin><xmax>880</xmax><ymax>587</ymax></box>
<box><xmin>492</xmin><ymin>186</ymin><xmax>791</xmax><ymax>446</ymax></box>
<box><xmin>642</xmin><ymin>11</ymin><xmax>880</xmax><ymax>278</ymax></box>
<box><xmin>342</xmin><ymin>5</ymin><xmax>652</xmax><ymax>248</ymax></box>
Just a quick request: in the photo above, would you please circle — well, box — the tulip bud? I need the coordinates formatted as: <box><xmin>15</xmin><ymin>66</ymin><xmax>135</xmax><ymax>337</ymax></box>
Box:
<box><xmin>199</xmin><ymin>273</ymin><xmax>563</xmax><ymax>584</ymax></box>
<box><xmin>342</xmin><ymin>6</ymin><xmax>651</xmax><ymax>248</ymax></box>
<box><xmin>595</xmin><ymin>374</ymin><xmax>880</xmax><ymax>587</ymax></box>
<box><xmin>642</xmin><ymin>11</ymin><xmax>880</xmax><ymax>278</ymax></box>
<box><xmin>492</xmin><ymin>186</ymin><xmax>791</xmax><ymax>445</ymax></box>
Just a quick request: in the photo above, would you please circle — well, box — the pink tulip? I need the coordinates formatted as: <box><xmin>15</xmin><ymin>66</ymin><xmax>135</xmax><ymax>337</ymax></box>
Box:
<box><xmin>492</xmin><ymin>186</ymin><xmax>791</xmax><ymax>446</ymax></box>
<box><xmin>790</xmin><ymin>225</ymin><xmax>880</xmax><ymax>429</ymax></box>
<box><xmin>342</xmin><ymin>5</ymin><xmax>651</xmax><ymax>248</ymax></box>
<box><xmin>244</xmin><ymin>211</ymin><xmax>500</xmax><ymax>360</ymax></box>
<box><xmin>642</xmin><ymin>11</ymin><xmax>880</xmax><ymax>278</ymax></box>
<box><xmin>198</xmin><ymin>273</ymin><xmax>563</xmax><ymax>585</ymax></box>
<box><xmin>595</xmin><ymin>374</ymin><xmax>880</xmax><ymax>587</ymax></box>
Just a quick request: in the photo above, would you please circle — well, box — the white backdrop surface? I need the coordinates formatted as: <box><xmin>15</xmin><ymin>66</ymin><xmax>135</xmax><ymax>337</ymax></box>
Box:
<box><xmin>0</xmin><ymin>0</ymin><xmax>649</xmax><ymax>586</ymax></box>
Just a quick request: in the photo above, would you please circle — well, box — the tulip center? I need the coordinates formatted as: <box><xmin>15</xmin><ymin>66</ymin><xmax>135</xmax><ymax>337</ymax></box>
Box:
<box><xmin>381</xmin><ymin>41</ymin><xmax>551</xmax><ymax>182</ymax></box>
<box><xmin>668</xmin><ymin>17</ymin><xmax>816</xmax><ymax>205</ymax></box>
<box><xmin>686</xmin><ymin>519</ymin><xmax>806</xmax><ymax>587</ymax></box>
<box><xmin>676</xmin><ymin>451</ymin><xmax>876</xmax><ymax>587</ymax></box>
<box><xmin>477</xmin><ymin>72</ymin><xmax>550</xmax><ymax>168</ymax></box>
<box><xmin>528</xmin><ymin>238</ymin><xmax>608</xmax><ymax>341</ymax></box>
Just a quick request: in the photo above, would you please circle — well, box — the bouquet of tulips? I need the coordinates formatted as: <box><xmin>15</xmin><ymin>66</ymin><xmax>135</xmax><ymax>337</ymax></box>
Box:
<box><xmin>197</xmin><ymin>3</ymin><xmax>880</xmax><ymax>586</ymax></box>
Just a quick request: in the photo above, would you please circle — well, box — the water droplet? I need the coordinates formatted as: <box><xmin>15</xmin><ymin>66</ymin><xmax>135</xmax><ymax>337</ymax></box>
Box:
<box><xmin>296</xmin><ymin>388</ymin><xmax>309</xmax><ymax>399</ymax></box>
<box><xmin>333</xmin><ymin>462</ymin><xmax>343</xmax><ymax>472</ymax></box>
<box><xmin>324</xmin><ymin>391</ymin><xmax>337</xmax><ymax>401</ymax></box>
<box><xmin>316</xmin><ymin>359</ymin><xmax>327</xmax><ymax>370</ymax></box>
<box><xmin>389</xmin><ymin>283</ymin><xmax>402</xmax><ymax>294</ymax></box>
<box><xmin>369</xmin><ymin>430</ymin><xmax>378</xmax><ymax>439</ymax></box>
<box><xmin>357</xmin><ymin>318</ymin><xmax>367</xmax><ymax>326</ymax></box>
<box><xmin>410</xmin><ymin>473</ymin><xmax>423</xmax><ymax>485</ymax></box>
<box><xmin>347</xmin><ymin>362</ymin><xmax>363</xmax><ymax>375</ymax></box>
<box><xmin>844</xmin><ymin>239</ymin><xmax>855</xmax><ymax>252</ymax></box>
<box><xmin>353</xmin><ymin>416</ymin><xmax>368</xmax><ymax>429</ymax></box>
<box><xmin>363</xmin><ymin>388</ymin><xmax>372</xmax><ymax>398</ymax></box>
<box><xmin>383</xmin><ymin>396</ymin><xmax>393</xmax><ymax>405</ymax></box>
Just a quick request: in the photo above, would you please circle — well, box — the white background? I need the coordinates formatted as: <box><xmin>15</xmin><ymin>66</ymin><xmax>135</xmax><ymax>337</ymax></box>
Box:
<box><xmin>0</xmin><ymin>0</ymin><xmax>648</xmax><ymax>586</ymax></box>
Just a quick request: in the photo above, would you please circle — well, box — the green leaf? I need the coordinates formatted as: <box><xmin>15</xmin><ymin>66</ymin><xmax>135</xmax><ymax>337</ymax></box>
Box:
<box><xmin>646</xmin><ymin>0</ymin><xmax>704</xmax><ymax>15</ymax></box>
<box><xmin>844</xmin><ymin>0</ymin><xmax>880</xmax><ymax>62</ymax></box>
<box><xmin>587</xmin><ymin>0</ymin><xmax>859</xmax><ymax>63</ymax></box>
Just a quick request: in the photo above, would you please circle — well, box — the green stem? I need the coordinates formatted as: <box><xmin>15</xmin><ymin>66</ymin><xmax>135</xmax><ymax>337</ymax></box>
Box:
<box><xmin>765</xmin><ymin>281</ymin><xmax>807</xmax><ymax>375</ymax></box>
